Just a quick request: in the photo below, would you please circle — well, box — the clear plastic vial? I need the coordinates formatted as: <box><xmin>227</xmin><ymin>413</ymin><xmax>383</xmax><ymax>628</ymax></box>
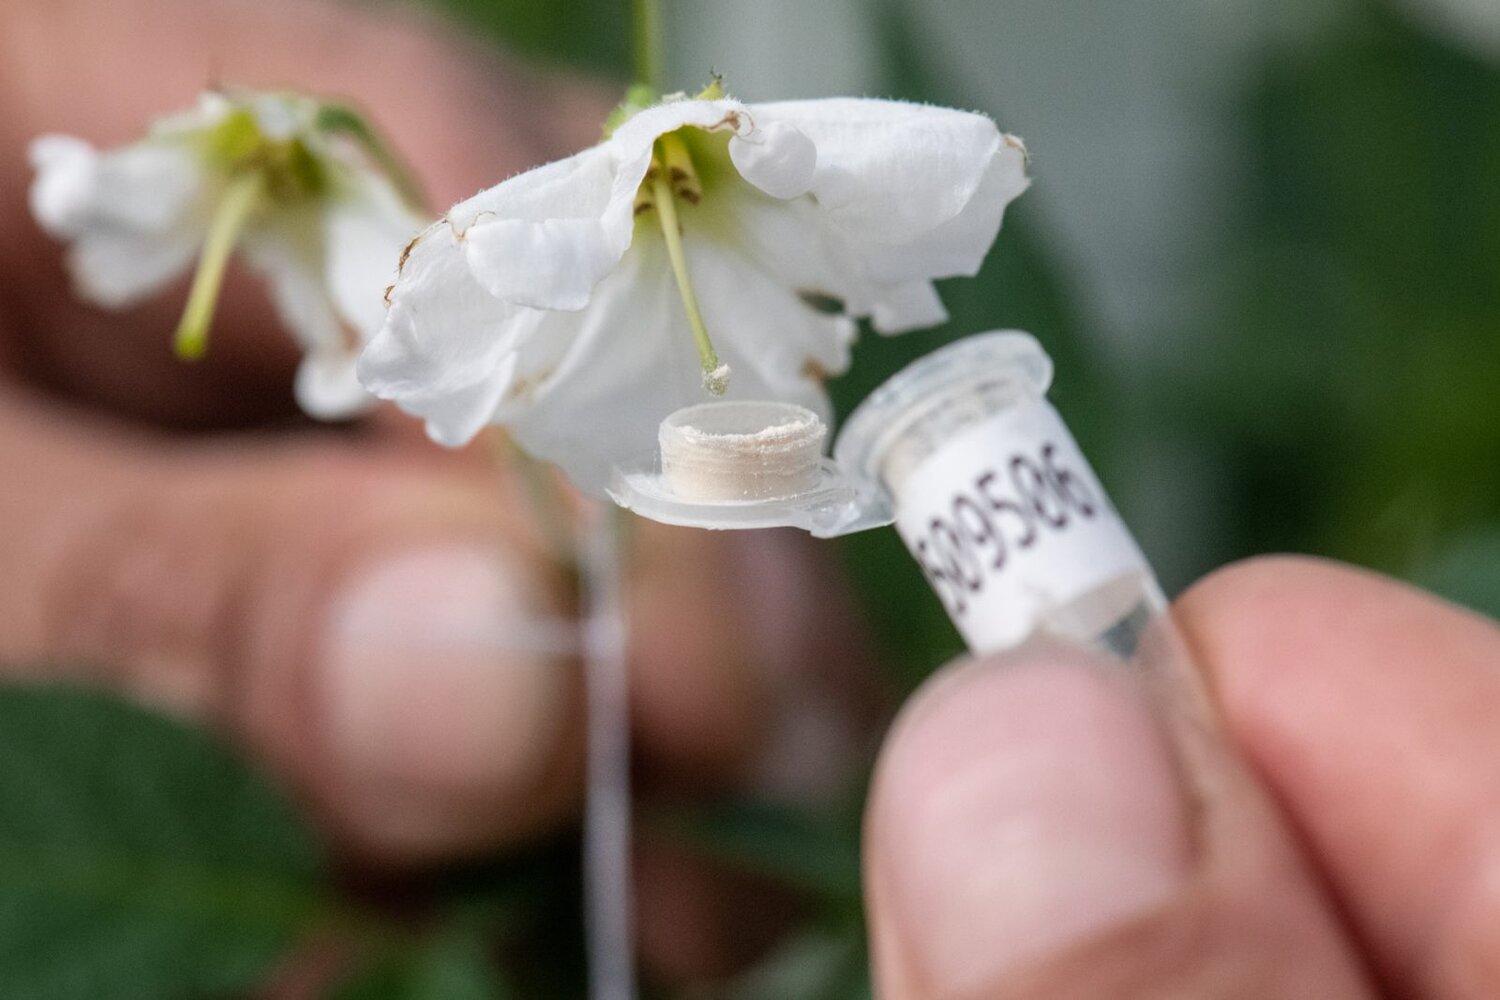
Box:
<box><xmin>833</xmin><ymin>331</ymin><xmax>1167</xmax><ymax>659</ymax></box>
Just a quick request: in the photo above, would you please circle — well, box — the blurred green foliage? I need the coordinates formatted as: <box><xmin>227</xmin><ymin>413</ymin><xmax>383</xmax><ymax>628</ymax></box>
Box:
<box><xmin>435</xmin><ymin>0</ymin><xmax>632</xmax><ymax>78</ymax></box>
<box><xmin>332</xmin><ymin>930</ymin><xmax>514</xmax><ymax>1000</ymax></box>
<box><xmin>0</xmin><ymin>686</ymin><xmax>327</xmax><ymax>1000</ymax></box>
<box><xmin>0</xmin><ymin>685</ymin><xmax>598</xmax><ymax>1000</ymax></box>
<box><xmin>1160</xmin><ymin>3</ymin><xmax>1500</xmax><ymax>598</ymax></box>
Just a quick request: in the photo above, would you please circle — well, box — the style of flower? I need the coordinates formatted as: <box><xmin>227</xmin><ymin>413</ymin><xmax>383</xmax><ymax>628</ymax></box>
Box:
<box><xmin>29</xmin><ymin>89</ymin><xmax>427</xmax><ymax>419</ymax></box>
<box><xmin>359</xmin><ymin>87</ymin><xmax>1029</xmax><ymax>493</ymax></box>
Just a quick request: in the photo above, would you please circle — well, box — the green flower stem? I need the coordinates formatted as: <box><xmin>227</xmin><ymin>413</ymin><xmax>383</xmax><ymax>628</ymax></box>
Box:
<box><xmin>315</xmin><ymin>103</ymin><xmax>428</xmax><ymax>212</ymax></box>
<box><xmin>650</xmin><ymin>139</ymin><xmax>726</xmax><ymax>394</ymax></box>
<box><xmin>632</xmin><ymin>0</ymin><xmax>663</xmax><ymax>91</ymax></box>
<box><xmin>174</xmin><ymin>171</ymin><xmax>264</xmax><ymax>361</ymax></box>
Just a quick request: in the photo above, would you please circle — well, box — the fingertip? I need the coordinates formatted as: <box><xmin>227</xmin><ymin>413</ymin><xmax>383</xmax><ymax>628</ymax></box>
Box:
<box><xmin>175</xmin><ymin>442</ymin><xmax>583</xmax><ymax>863</ymax></box>
<box><xmin>314</xmin><ymin>543</ymin><xmax>581</xmax><ymax>861</ymax></box>
<box><xmin>866</xmin><ymin>649</ymin><xmax>1194</xmax><ymax>997</ymax></box>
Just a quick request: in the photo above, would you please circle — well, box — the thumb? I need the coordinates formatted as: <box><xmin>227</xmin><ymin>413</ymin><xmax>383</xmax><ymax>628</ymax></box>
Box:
<box><xmin>864</xmin><ymin>643</ymin><xmax>1373</xmax><ymax>999</ymax></box>
<box><xmin>0</xmin><ymin>390</ymin><xmax>581</xmax><ymax>862</ymax></box>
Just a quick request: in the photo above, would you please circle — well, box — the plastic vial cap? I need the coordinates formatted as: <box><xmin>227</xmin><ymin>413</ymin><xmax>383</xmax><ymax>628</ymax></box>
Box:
<box><xmin>659</xmin><ymin>401</ymin><xmax>826</xmax><ymax>502</ymax></box>
<box><xmin>833</xmin><ymin>330</ymin><xmax>1053</xmax><ymax>501</ymax></box>
<box><xmin>608</xmin><ymin>399</ymin><xmax>893</xmax><ymax>536</ymax></box>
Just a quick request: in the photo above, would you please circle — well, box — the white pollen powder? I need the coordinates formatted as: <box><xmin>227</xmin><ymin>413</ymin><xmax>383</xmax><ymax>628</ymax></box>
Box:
<box><xmin>703</xmin><ymin>363</ymin><xmax>732</xmax><ymax>395</ymax></box>
<box><xmin>659</xmin><ymin>401</ymin><xmax>827</xmax><ymax>501</ymax></box>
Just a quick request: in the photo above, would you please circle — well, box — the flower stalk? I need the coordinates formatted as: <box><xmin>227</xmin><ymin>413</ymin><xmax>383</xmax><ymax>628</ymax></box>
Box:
<box><xmin>632</xmin><ymin>0</ymin><xmax>663</xmax><ymax>92</ymax></box>
<box><xmin>173</xmin><ymin>171</ymin><xmax>264</xmax><ymax>360</ymax></box>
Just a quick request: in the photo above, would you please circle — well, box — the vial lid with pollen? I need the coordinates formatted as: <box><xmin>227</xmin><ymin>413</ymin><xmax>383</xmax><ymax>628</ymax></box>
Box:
<box><xmin>609</xmin><ymin>399</ymin><xmax>893</xmax><ymax>535</ymax></box>
<box><xmin>658</xmin><ymin>401</ymin><xmax>826</xmax><ymax>502</ymax></box>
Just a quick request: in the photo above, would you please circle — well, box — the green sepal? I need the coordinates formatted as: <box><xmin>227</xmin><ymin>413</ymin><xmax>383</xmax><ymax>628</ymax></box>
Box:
<box><xmin>602</xmin><ymin>83</ymin><xmax>661</xmax><ymax>138</ymax></box>
<box><xmin>316</xmin><ymin>102</ymin><xmax>429</xmax><ymax>212</ymax></box>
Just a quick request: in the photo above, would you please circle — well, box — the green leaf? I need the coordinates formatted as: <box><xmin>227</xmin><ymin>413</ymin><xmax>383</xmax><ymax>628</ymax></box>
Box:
<box><xmin>0</xmin><ymin>684</ymin><xmax>330</xmax><ymax>1000</ymax></box>
<box><xmin>722</xmin><ymin>928</ymin><xmax>870</xmax><ymax>1000</ymax></box>
<box><xmin>316</xmin><ymin>103</ymin><xmax>430</xmax><ymax>212</ymax></box>
<box><xmin>422</xmin><ymin>0</ymin><xmax>631</xmax><ymax>80</ymax></box>
<box><xmin>645</xmin><ymin>801</ymin><xmax>862</xmax><ymax>907</ymax></box>
<box><xmin>334</xmin><ymin>928</ymin><xmax>511</xmax><ymax>1000</ymax></box>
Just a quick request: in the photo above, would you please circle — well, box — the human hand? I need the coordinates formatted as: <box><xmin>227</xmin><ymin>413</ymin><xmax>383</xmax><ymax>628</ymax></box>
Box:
<box><xmin>865</xmin><ymin>556</ymin><xmax>1500</xmax><ymax>999</ymax></box>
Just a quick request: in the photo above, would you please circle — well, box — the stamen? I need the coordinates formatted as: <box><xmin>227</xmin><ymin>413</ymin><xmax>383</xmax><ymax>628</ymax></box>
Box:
<box><xmin>649</xmin><ymin>139</ymin><xmax>727</xmax><ymax>395</ymax></box>
<box><xmin>633</xmin><ymin>174</ymin><xmax>655</xmax><ymax>216</ymax></box>
<box><xmin>174</xmin><ymin>171</ymin><xmax>264</xmax><ymax>360</ymax></box>
<box><xmin>657</xmin><ymin>132</ymin><xmax>702</xmax><ymax>204</ymax></box>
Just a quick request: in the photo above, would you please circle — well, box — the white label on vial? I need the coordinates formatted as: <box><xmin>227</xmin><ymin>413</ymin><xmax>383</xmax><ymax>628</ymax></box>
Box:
<box><xmin>893</xmin><ymin>399</ymin><xmax>1151</xmax><ymax>652</ymax></box>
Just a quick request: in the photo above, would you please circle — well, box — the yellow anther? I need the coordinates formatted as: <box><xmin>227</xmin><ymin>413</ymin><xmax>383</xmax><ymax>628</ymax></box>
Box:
<box><xmin>657</xmin><ymin>132</ymin><xmax>701</xmax><ymax>204</ymax></box>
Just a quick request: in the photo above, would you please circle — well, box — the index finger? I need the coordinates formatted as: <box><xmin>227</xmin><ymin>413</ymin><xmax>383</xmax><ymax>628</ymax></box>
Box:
<box><xmin>1176</xmin><ymin>555</ymin><xmax>1500</xmax><ymax>999</ymax></box>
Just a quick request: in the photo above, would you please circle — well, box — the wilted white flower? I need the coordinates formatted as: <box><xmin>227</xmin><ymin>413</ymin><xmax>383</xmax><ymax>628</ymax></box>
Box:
<box><xmin>30</xmin><ymin>89</ymin><xmax>426</xmax><ymax>419</ymax></box>
<box><xmin>359</xmin><ymin>88</ymin><xmax>1029</xmax><ymax>493</ymax></box>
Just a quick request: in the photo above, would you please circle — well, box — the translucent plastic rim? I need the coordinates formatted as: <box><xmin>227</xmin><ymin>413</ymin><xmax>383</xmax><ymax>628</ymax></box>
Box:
<box><xmin>833</xmin><ymin>330</ymin><xmax>1053</xmax><ymax>493</ymax></box>
<box><xmin>607</xmin><ymin>457</ymin><xmax>893</xmax><ymax>537</ymax></box>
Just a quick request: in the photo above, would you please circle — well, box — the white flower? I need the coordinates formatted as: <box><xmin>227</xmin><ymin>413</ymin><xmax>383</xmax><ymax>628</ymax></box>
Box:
<box><xmin>359</xmin><ymin>92</ymin><xmax>1029</xmax><ymax>493</ymax></box>
<box><xmin>29</xmin><ymin>89</ymin><xmax>427</xmax><ymax>419</ymax></box>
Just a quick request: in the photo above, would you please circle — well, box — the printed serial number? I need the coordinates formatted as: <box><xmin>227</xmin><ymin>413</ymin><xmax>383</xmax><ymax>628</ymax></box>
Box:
<box><xmin>906</xmin><ymin>442</ymin><xmax>1098</xmax><ymax>617</ymax></box>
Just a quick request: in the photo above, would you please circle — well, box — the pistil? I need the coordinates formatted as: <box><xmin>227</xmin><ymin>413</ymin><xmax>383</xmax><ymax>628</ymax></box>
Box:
<box><xmin>174</xmin><ymin>171</ymin><xmax>264</xmax><ymax>360</ymax></box>
<box><xmin>649</xmin><ymin>134</ymin><xmax>728</xmax><ymax>394</ymax></box>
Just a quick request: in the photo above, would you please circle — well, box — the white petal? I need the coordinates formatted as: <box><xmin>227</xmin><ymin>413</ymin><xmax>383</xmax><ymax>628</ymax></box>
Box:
<box><xmin>29</xmin><ymin>135</ymin><xmax>99</xmax><ymax>238</ymax></box>
<box><xmin>67</xmin><ymin>228</ymin><xmax>200</xmax><ymax>308</ymax></box>
<box><xmin>729</xmin><ymin>121</ymin><xmax>817</xmax><ymax>200</ymax></box>
<box><xmin>750</xmin><ymin>98</ymin><xmax>1019</xmax><ymax>245</ymax></box>
<box><xmin>92</xmin><ymin>143</ymin><xmax>207</xmax><ymax>232</ymax></box>
<box><xmin>722</xmin><ymin>184</ymin><xmax>920</xmax><ymax>333</ymax></box>
<box><xmin>858</xmin><ymin>133</ymin><xmax>1030</xmax><ymax>285</ymax></box>
<box><xmin>868</xmin><ymin>280</ymin><xmax>948</xmax><ymax>334</ymax></box>
<box><xmin>31</xmin><ymin>136</ymin><xmax>210</xmax><ymax>307</ymax></box>
<box><xmin>686</xmin><ymin>229</ymin><xmax>854</xmax><ymax>391</ymax></box>
<box><xmin>412</xmin><ymin>350</ymin><xmax>519</xmax><ymax>448</ymax></box>
<box><xmin>249</xmin><ymin>92</ymin><xmax>312</xmax><ymax>142</ymax></box>
<box><xmin>458</xmin><ymin>98</ymin><xmax>754</xmax><ymax>313</ymax></box>
<box><xmin>324</xmin><ymin>175</ymin><xmax>423</xmax><ymax>341</ymax></box>
<box><xmin>246</xmin><ymin>222</ymin><xmax>391</xmax><ymax>422</ymax></box>
<box><xmin>607</xmin><ymin>96</ymin><xmax>755</xmax><ymax>152</ymax></box>
<box><xmin>358</xmin><ymin>221</ymin><xmax>529</xmax><ymax>400</ymax></box>
<box><xmin>724</xmin><ymin>106</ymin><xmax>1027</xmax><ymax>334</ymax></box>
<box><xmin>504</xmin><ymin>247</ymin><xmax>694</xmax><ymax>493</ymax></box>
<box><xmin>240</xmin><ymin>220</ymin><xmax>344</xmax><ymax>354</ymax></box>
<box><xmin>455</xmin><ymin>144</ymin><xmax>640</xmax><ymax>312</ymax></box>
<box><xmin>295</xmin><ymin>350</ymin><xmax>375</xmax><ymax>420</ymax></box>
